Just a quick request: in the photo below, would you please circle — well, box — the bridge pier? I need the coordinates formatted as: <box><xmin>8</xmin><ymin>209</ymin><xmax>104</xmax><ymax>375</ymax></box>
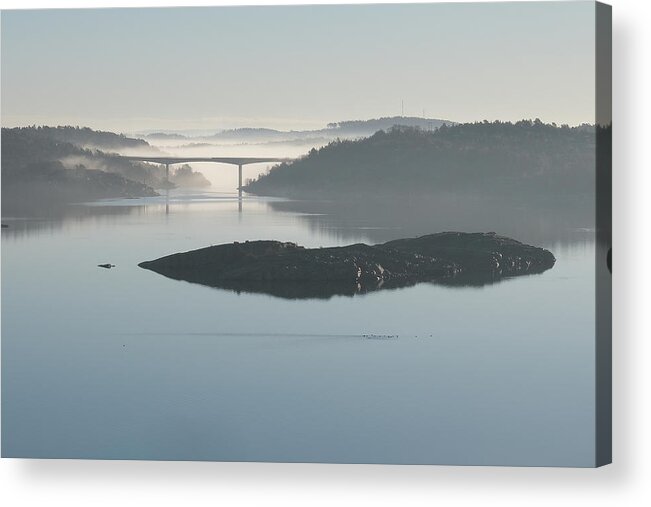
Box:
<box><xmin>238</xmin><ymin>164</ymin><xmax>243</xmax><ymax>212</ymax></box>
<box><xmin>164</xmin><ymin>163</ymin><xmax>171</xmax><ymax>215</ymax></box>
<box><xmin>238</xmin><ymin>164</ymin><xmax>243</xmax><ymax>198</ymax></box>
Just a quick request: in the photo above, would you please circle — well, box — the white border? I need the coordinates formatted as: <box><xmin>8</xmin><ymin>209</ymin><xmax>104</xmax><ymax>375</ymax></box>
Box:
<box><xmin>1</xmin><ymin>1</ymin><xmax>650</xmax><ymax>506</ymax></box>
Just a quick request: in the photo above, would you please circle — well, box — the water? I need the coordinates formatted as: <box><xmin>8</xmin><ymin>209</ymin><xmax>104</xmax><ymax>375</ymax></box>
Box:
<box><xmin>1</xmin><ymin>189</ymin><xmax>596</xmax><ymax>465</ymax></box>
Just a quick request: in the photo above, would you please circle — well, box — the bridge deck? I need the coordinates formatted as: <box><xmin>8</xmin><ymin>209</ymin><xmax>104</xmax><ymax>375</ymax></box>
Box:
<box><xmin>122</xmin><ymin>156</ymin><xmax>292</xmax><ymax>166</ymax></box>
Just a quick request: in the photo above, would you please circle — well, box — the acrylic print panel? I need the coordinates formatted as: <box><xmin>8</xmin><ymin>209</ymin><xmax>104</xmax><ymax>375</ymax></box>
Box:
<box><xmin>0</xmin><ymin>1</ymin><xmax>611</xmax><ymax>466</ymax></box>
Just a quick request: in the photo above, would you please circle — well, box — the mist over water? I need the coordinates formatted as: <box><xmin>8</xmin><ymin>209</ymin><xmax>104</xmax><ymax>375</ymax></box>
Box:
<box><xmin>140</xmin><ymin>132</ymin><xmax>327</xmax><ymax>189</ymax></box>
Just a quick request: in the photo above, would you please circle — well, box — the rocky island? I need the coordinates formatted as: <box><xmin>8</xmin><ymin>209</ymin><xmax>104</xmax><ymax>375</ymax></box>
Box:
<box><xmin>139</xmin><ymin>232</ymin><xmax>555</xmax><ymax>299</ymax></box>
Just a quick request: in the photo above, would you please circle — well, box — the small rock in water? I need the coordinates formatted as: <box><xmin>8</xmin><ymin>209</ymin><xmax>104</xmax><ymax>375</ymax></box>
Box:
<box><xmin>363</xmin><ymin>334</ymin><xmax>398</xmax><ymax>340</ymax></box>
<box><xmin>98</xmin><ymin>263</ymin><xmax>116</xmax><ymax>269</ymax></box>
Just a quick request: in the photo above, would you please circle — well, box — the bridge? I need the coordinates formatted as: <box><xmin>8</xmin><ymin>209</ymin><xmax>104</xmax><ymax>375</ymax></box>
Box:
<box><xmin>121</xmin><ymin>156</ymin><xmax>292</xmax><ymax>200</ymax></box>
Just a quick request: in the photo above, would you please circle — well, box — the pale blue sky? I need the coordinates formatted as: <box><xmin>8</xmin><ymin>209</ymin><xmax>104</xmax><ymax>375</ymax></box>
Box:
<box><xmin>1</xmin><ymin>2</ymin><xmax>596</xmax><ymax>131</ymax></box>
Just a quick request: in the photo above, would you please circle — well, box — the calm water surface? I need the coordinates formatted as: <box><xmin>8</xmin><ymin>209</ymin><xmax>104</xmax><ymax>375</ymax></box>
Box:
<box><xmin>1</xmin><ymin>189</ymin><xmax>596</xmax><ymax>465</ymax></box>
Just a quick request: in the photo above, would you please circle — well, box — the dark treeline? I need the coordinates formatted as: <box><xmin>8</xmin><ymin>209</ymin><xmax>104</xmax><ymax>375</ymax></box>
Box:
<box><xmin>22</xmin><ymin>125</ymin><xmax>153</xmax><ymax>152</ymax></box>
<box><xmin>326</xmin><ymin>116</ymin><xmax>452</xmax><ymax>134</ymax></box>
<box><xmin>245</xmin><ymin>120</ymin><xmax>599</xmax><ymax>199</ymax></box>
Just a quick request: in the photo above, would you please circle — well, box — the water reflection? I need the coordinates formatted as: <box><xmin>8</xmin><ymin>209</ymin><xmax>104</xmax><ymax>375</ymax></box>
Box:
<box><xmin>148</xmin><ymin>268</ymin><xmax>553</xmax><ymax>300</ymax></box>
<box><xmin>1</xmin><ymin>189</ymin><xmax>257</xmax><ymax>239</ymax></box>
<box><xmin>266</xmin><ymin>193</ymin><xmax>595</xmax><ymax>247</ymax></box>
<box><xmin>2</xmin><ymin>189</ymin><xmax>594</xmax><ymax>249</ymax></box>
<box><xmin>1</xmin><ymin>204</ymin><xmax>140</xmax><ymax>239</ymax></box>
<box><xmin>1</xmin><ymin>187</ymin><xmax>597</xmax><ymax>465</ymax></box>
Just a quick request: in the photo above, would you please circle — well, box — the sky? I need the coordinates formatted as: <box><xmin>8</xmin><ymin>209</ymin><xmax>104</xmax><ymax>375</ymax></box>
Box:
<box><xmin>1</xmin><ymin>2</ymin><xmax>596</xmax><ymax>132</ymax></box>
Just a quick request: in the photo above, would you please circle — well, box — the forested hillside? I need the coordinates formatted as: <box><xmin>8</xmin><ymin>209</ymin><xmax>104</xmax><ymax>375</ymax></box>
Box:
<box><xmin>22</xmin><ymin>125</ymin><xmax>155</xmax><ymax>152</ymax></box>
<box><xmin>1</xmin><ymin>126</ymin><xmax>207</xmax><ymax>214</ymax></box>
<box><xmin>245</xmin><ymin>120</ymin><xmax>598</xmax><ymax>199</ymax></box>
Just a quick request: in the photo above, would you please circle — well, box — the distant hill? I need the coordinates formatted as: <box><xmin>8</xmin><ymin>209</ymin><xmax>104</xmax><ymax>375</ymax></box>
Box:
<box><xmin>171</xmin><ymin>164</ymin><xmax>211</xmax><ymax>188</ymax></box>
<box><xmin>326</xmin><ymin>116</ymin><xmax>452</xmax><ymax>136</ymax></box>
<box><xmin>205</xmin><ymin>127</ymin><xmax>326</xmax><ymax>144</ymax></box>
<box><xmin>207</xmin><ymin>127</ymin><xmax>288</xmax><ymax>142</ymax></box>
<box><xmin>145</xmin><ymin>132</ymin><xmax>189</xmax><ymax>141</ymax></box>
<box><xmin>142</xmin><ymin>117</ymin><xmax>453</xmax><ymax>145</ymax></box>
<box><xmin>244</xmin><ymin>120</ymin><xmax>598</xmax><ymax>199</ymax></box>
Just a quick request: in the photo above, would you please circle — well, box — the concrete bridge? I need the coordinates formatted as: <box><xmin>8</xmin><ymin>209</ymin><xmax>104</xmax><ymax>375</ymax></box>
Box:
<box><xmin>122</xmin><ymin>156</ymin><xmax>292</xmax><ymax>199</ymax></box>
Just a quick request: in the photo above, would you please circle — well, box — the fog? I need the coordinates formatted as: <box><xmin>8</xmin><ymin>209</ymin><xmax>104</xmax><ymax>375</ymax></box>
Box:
<box><xmin>141</xmin><ymin>135</ymin><xmax>324</xmax><ymax>190</ymax></box>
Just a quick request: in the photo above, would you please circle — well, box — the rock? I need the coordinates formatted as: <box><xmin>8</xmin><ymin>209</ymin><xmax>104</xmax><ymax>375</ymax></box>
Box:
<box><xmin>138</xmin><ymin>232</ymin><xmax>555</xmax><ymax>299</ymax></box>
